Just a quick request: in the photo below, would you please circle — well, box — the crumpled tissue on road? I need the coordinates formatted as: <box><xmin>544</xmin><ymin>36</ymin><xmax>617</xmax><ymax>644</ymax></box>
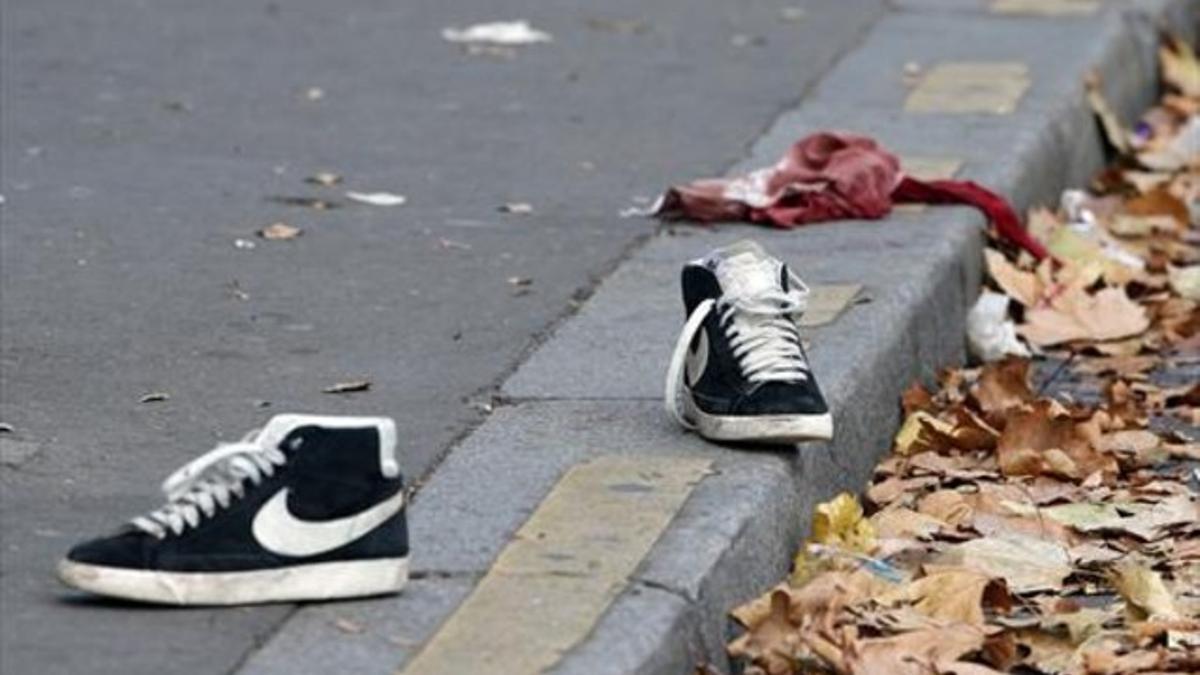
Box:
<box><xmin>647</xmin><ymin>131</ymin><xmax>1049</xmax><ymax>259</ymax></box>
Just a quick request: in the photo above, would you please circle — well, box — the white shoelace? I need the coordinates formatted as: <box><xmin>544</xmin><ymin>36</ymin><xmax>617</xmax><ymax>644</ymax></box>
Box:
<box><xmin>664</xmin><ymin>270</ymin><xmax>811</xmax><ymax>428</ymax></box>
<box><xmin>131</xmin><ymin>433</ymin><xmax>287</xmax><ymax>538</ymax></box>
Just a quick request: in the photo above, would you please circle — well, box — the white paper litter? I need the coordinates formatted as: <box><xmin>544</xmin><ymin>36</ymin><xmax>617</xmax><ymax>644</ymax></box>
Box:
<box><xmin>441</xmin><ymin>20</ymin><xmax>553</xmax><ymax>46</ymax></box>
<box><xmin>967</xmin><ymin>291</ymin><xmax>1031</xmax><ymax>362</ymax></box>
<box><xmin>345</xmin><ymin>191</ymin><xmax>407</xmax><ymax>207</ymax></box>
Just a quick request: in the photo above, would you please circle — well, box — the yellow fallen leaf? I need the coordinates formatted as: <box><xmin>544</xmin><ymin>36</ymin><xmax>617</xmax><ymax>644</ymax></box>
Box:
<box><xmin>791</xmin><ymin>493</ymin><xmax>875</xmax><ymax>586</ymax></box>
<box><xmin>893</xmin><ymin>411</ymin><xmax>955</xmax><ymax>455</ymax></box>
<box><xmin>1111</xmin><ymin>562</ymin><xmax>1181</xmax><ymax>620</ymax></box>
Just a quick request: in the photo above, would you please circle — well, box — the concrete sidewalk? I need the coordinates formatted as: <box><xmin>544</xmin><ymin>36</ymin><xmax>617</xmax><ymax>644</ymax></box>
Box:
<box><xmin>239</xmin><ymin>1</ymin><xmax>1199</xmax><ymax>674</ymax></box>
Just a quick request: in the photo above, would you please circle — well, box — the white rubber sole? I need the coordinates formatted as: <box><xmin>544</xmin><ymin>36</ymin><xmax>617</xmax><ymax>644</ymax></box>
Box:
<box><xmin>58</xmin><ymin>557</ymin><xmax>408</xmax><ymax>606</ymax></box>
<box><xmin>683</xmin><ymin>394</ymin><xmax>833</xmax><ymax>444</ymax></box>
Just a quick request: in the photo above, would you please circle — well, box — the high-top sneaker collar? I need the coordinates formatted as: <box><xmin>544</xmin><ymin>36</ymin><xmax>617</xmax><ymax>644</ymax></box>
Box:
<box><xmin>254</xmin><ymin>414</ymin><xmax>400</xmax><ymax>478</ymax></box>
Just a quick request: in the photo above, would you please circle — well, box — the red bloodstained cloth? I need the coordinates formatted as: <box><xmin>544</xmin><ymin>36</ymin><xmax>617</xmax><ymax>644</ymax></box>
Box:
<box><xmin>652</xmin><ymin>131</ymin><xmax>1048</xmax><ymax>260</ymax></box>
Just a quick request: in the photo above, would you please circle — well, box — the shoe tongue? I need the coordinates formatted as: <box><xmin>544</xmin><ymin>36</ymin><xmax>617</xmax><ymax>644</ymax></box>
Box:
<box><xmin>714</xmin><ymin>250</ymin><xmax>784</xmax><ymax>301</ymax></box>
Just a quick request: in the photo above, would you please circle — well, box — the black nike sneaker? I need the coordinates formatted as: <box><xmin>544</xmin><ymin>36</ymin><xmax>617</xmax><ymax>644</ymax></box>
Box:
<box><xmin>664</xmin><ymin>240</ymin><xmax>833</xmax><ymax>444</ymax></box>
<box><xmin>58</xmin><ymin>415</ymin><xmax>409</xmax><ymax>605</ymax></box>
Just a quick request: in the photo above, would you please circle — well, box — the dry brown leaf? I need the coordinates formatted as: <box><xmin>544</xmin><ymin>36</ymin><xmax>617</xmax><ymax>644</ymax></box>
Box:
<box><xmin>322</xmin><ymin>380</ymin><xmax>371</xmax><ymax>394</ymax></box>
<box><xmin>258</xmin><ymin>222</ymin><xmax>303</xmax><ymax>240</ymax></box>
<box><xmin>869</xmin><ymin>507</ymin><xmax>944</xmax><ymax>540</ymax></box>
<box><xmin>726</xmin><ymin>589</ymin><xmax>802</xmax><ymax>675</ymax></box>
<box><xmin>1160</xmin><ymin>33</ymin><xmax>1200</xmax><ymax>97</ymax></box>
<box><xmin>847</xmin><ymin>623</ymin><xmax>987</xmax><ymax>675</ymax></box>
<box><xmin>1020</xmin><ymin>286</ymin><xmax>1150</xmax><ymax>346</ymax></box>
<box><xmin>877</xmin><ymin>568</ymin><xmax>1011</xmax><ymax>626</ymax></box>
<box><xmin>1119</xmin><ymin>186</ymin><xmax>1189</xmax><ymax>232</ymax></box>
<box><xmin>940</xmin><ymin>534</ymin><xmax>1072</xmax><ymax>593</ymax></box>
<box><xmin>865</xmin><ymin>475</ymin><xmax>939</xmax><ymax>508</ymax></box>
<box><xmin>900</xmin><ymin>381</ymin><xmax>934</xmax><ymax>416</ymax></box>
<box><xmin>971</xmin><ymin>356</ymin><xmax>1035</xmax><ymax>414</ymax></box>
<box><xmin>985</xmin><ymin>248</ymin><xmax>1041</xmax><ymax>306</ymax></box>
<box><xmin>996</xmin><ymin>401</ymin><xmax>1117</xmax><ymax>481</ymax></box>
<box><xmin>972</xmin><ymin>512</ymin><xmax>1077</xmax><ymax>546</ymax></box>
<box><xmin>1111</xmin><ymin>562</ymin><xmax>1181</xmax><ymax>620</ymax></box>
<box><xmin>917</xmin><ymin>490</ymin><xmax>974</xmax><ymax>527</ymax></box>
<box><xmin>892</xmin><ymin>411</ymin><xmax>955</xmax><ymax>456</ymax></box>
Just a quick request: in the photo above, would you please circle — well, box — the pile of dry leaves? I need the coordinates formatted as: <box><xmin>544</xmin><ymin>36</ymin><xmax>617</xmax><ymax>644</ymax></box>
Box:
<box><xmin>724</xmin><ymin>36</ymin><xmax>1199</xmax><ymax>675</ymax></box>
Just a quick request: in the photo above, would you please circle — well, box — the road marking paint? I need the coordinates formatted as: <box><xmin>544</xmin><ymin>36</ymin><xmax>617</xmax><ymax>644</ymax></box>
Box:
<box><xmin>905</xmin><ymin>62</ymin><xmax>1030</xmax><ymax>115</ymax></box>
<box><xmin>990</xmin><ymin>0</ymin><xmax>1099</xmax><ymax>16</ymax></box>
<box><xmin>401</xmin><ymin>456</ymin><xmax>713</xmax><ymax>675</ymax></box>
<box><xmin>899</xmin><ymin>156</ymin><xmax>964</xmax><ymax>182</ymax></box>
<box><xmin>801</xmin><ymin>284</ymin><xmax>864</xmax><ymax>328</ymax></box>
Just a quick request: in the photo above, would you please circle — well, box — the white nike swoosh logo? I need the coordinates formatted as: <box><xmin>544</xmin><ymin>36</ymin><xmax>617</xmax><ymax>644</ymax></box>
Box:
<box><xmin>251</xmin><ymin>487</ymin><xmax>406</xmax><ymax>558</ymax></box>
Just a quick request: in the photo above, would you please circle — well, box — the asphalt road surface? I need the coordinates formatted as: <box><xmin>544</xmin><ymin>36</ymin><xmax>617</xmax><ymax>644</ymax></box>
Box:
<box><xmin>0</xmin><ymin>0</ymin><xmax>884</xmax><ymax>672</ymax></box>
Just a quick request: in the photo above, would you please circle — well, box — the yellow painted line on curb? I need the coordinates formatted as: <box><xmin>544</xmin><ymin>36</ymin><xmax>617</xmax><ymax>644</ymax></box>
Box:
<box><xmin>400</xmin><ymin>456</ymin><xmax>713</xmax><ymax>675</ymax></box>
<box><xmin>905</xmin><ymin>62</ymin><xmax>1030</xmax><ymax>115</ymax></box>
<box><xmin>990</xmin><ymin>0</ymin><xmax>1099</xmax><ymax>16</ymax></box>
<box><xmin>899</xmin><ymin>156</ymin><xmax>964</xmax><ymax>182</ymax></box>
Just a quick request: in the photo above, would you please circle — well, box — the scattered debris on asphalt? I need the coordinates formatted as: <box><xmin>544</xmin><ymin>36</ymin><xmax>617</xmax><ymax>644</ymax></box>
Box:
<box><xmin>438</xmin><ymin>238</ymin><xmax>472</xmax><ymax>251</ymax></box>
<box><xmin>305</xmin><ymin>172</ymin><xmax>343</xmax><ymax>187</ymax></box>
<box><xmin>583</xmin><ymin>17</ymin><xmax>649</xmax><ymax>35</ymax></box>
<box><xmin>726</xmin><ymin>34</ymin><xmax>1198</xmax><ymax>675</ymax></box>
<box><xmin>225</xmin><ymin>280</ymin><xmax>250</xmax><ymax>302</ymax></box>
<box><xmin>233</xmin><ymin>237</ymin><xmax>257</xmax><ymax>250</ymax></box>
<box><xmin>499</xmin><ymin>202</ymin><xmax>533</xmax><ymax>214</ymax></box>
<box><xmin>257</xmin><ymin>222</ymin><xmax>303</xmax><ymax>240</ymax></box>
<box><xmin>730</xmin><ymin>34</ymin><xmax>767</xmax><ymax>48</ymax></box>
<box><xmin>322</xmin><ymin>380</ymin><xmax>371</xmax><ymax>394</ymax></box>
<box><xmin>780</xmin><ymin>6</ymin><xmax>806</xmax><ymax>22</ymax></box>
<box><xmin>304</xmin><ymin>87</ymin><xmax>324</xmax><ymax>101</ymax></box>
<box><xmin>345</xmin><ymin>191</ymin><xmax>407</xmax><ymax>207</ymax></box>
<box><xmin>138</xmin><ymin>392</ymin><xmax>170</xmax><ymax>403</ymax></box>
<box><xmin>266</xmin><ymin>195</ymin><xmax>339</xmax><ymax>210</ymax></box>
<box><xmin>333</xmin><ymin>617</ymin><xmax>365</xmax><ymax>634</ymax></box>
<box><xmin>441</xmin><ymin>20</ymin><xmax>553</xmax><ymax>46</ymax></box>
<box><xmin>508</xmin><ymin>275</ymin><xmax>533</xmax><ymax>296</ymax></box>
